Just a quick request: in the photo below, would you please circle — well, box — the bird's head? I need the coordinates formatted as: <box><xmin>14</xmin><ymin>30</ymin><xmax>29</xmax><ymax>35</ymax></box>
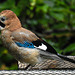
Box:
<box><xmin>0</xmin><ymin>10</ymin><xmax>21</xmax><ymax>31</ymax></box>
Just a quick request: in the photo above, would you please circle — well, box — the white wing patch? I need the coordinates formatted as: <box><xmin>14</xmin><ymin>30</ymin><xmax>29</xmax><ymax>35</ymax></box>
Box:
<box><xmin>34</xmin><ymin>43</ymin><xmax>47</xmax><ymax>50</ymax></box>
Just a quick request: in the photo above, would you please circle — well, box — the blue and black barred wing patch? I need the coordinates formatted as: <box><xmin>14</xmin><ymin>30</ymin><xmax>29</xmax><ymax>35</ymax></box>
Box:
<box><xmin>15</xmin><ymin>41</ymin><xmax>35</xmax><ymax>48</ymax></box>
<box><xmin>15</xmin><ymin>39</ymin><xmax>57</xmax><ymax>55</ymax></box>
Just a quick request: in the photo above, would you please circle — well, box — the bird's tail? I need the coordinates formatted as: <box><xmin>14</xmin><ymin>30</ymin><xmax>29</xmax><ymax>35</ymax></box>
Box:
<box><xmin>57</xmin><ymin>53</ymin><xmax>75</xmax><ymax>64</ymax></box>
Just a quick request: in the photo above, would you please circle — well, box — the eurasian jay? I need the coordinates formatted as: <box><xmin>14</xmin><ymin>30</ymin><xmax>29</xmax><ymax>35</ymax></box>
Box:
<box><xmin>0</xmin><ymin>10</ymin><xmax>75</xmax><ymax>66</ymax></box>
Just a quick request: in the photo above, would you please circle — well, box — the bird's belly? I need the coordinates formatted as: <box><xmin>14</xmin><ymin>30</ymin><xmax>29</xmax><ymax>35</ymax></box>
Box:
<box><xmin>11</xmin><ymin>47</ymin><xmax>40</xmax><ymax>65</ymax></box>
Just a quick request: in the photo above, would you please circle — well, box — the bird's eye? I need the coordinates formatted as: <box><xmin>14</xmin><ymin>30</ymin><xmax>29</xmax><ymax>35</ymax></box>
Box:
<box><xmin>0</xmin><ymin>16</ymin><xmax>6</xmax><ymax>22</ymax></box>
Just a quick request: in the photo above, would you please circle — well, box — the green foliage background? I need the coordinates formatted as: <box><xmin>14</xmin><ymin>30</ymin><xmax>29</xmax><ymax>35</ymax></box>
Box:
<box><xmin>0</xmin><ymin>0</ymin><xmax>75</xmax><ymax>70</ymax></box>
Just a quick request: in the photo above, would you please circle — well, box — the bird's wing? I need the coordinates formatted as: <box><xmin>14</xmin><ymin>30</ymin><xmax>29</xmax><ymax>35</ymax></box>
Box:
<box><xmin>38</xmin><ymin>49</ymin><xmax>62</xmax><ymax>61</ymax></box>
<box><xmin>32</xmin><ymin>39</ymin><xmax>57</xmax><ymax>54</ymax></box>
<box><xmin>11</xmin><ymin>28</ymin><xmax>39</xmax><ymax>42</ymax></box>
<box><xmin>11</xmin><ymin>28</ymin><xmax>57</xmax><ymax>54</ymax></box>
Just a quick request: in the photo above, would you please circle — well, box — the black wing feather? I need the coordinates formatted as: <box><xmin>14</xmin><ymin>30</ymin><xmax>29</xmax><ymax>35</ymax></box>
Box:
<box><xmin>32</xmin><ymin>39</ymin><xmax>57</xmax><ymax>54</ymax></box>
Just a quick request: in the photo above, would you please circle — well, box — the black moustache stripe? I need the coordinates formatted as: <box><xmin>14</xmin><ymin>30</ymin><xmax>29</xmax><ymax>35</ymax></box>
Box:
<box><xmin>0</xmin><ymin>22</ymin><xmax>5</xmax><ymax>28</ymax></box>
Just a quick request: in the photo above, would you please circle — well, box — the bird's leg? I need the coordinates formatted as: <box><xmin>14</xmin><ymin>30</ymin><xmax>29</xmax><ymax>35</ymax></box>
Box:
<box><xmin>24</xmin><ymin>64</ymin><xmax>31</xmax><ymax>70</ymax></box>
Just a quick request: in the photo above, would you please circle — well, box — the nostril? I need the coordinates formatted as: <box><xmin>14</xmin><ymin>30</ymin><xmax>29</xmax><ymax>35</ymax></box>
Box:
<box><xmin>0</xmin><ymin>22</ymin><xmax>5</xmax><ymax>27</ymax></box>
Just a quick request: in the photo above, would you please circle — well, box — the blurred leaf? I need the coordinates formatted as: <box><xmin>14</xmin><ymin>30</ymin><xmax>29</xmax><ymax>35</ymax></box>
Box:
<box><xmin>3</xmin><ymin>49</ymin><xmax>8</xmax><ymax>54</ymax></box>
<box><xmin>0</xmin><ymin>64</ymin><xmax>8</xmax><ymax>70</ymax></box>
<box><xmin>36</xmin><ymin>4</ymin><xmax>49</xmax><ymax>13</ymax></box>
<box><xmin>44</xmin><ymin>0</ymin><xmax>55</xmax><ymax>7</ymax></box>
<box><xmin>50</xmin><ymin>12</ymin><xmax>64</xmax><ymax>21</ymax></box>
<box><xmin>0</xmin><ymin>0</ymin><xmax>15</xmax><ymax>9</ymax></box>
<box><xmin>30</xmin><ymin>0</ymin><xmax>36</xmax><ymax>6</ymax></box>
<box><xmin>64</xmin><ymin>43</ymin><xmax>75</xmax><ymax>53</ymax></box>
<box><xmin>2</xmin><ymin>53</ymin><xmax>14</xmax><ymax>63</ymax></box>
<box><xmin>8</xmin><ymin>64</ymin><xmax>18</xmax><ymax>70</ymax></box>
<box><xmin>52</xmin><ymin>23</ymin><xmax>68</xmax><ymax>29</ymax></box>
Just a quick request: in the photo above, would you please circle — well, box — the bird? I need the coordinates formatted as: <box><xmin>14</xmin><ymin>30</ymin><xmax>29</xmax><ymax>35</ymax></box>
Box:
<box><xmin>0</xmin><ymin>10</ymin><xmax>75</xmax><ymax>67</ymax></box>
